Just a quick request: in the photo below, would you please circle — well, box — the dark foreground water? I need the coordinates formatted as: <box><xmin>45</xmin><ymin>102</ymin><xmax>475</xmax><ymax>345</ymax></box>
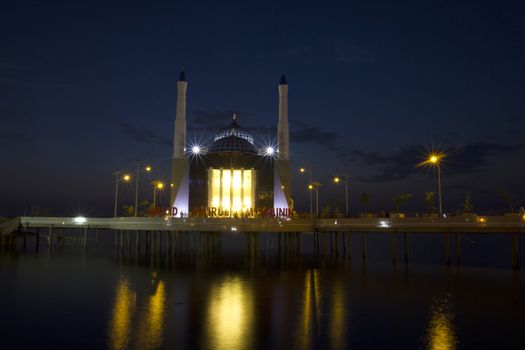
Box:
<box><xmin>1</xmin><ymin>236</ymin><xmax>524</xmax><ymax>349</ymax></box>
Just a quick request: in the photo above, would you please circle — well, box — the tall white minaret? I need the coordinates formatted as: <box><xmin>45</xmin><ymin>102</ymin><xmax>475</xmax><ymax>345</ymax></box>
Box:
<box><xmin>173</xmin><ymin>70</ymin><xmax>187</xmax><ymax>158</ymax></box>
<box><xmin>171</xmin><ymin>70</ymin><xmax>189</xmax><ymax>214</ymax></box>
<box><xmin>277</xmin><ymin>75</ymin><xmax>289</xmax><ymax>160</ymax></box>
<box><xmin>275</xmin><ymin>74</ymin><xmax>292</xmax><ymax>211</ymax></box>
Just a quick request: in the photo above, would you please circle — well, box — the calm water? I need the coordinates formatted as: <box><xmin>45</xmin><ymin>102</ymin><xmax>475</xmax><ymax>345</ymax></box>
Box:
<box><xmin>1</xmin><ymin>234</ymin><xmax>524</xmax><ymax>349</ymax></box>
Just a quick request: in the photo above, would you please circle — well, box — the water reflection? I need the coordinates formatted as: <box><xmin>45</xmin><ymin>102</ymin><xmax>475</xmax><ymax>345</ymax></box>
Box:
<box><xmin>298</xmin><ymin>269</ymin><xmax>321</xmax><ymax>348</ymax></box>
<box><xmin>425</xmin><ymin>297</ymin><xmax>457</xmax><ymax>350</ymax></box>
<box><xmin>109</xmin><ymin>277</ymin><xmax>136</xmax><ymax>350</ymax></box>
<box><xmin>330</xmin><ymin>279</ymin><xmax>347</xmax><ymax>349</ymax></box>
<box><xmin>138</xmin><ymin>279</ymin><xmax>166</xmax><ymax>349</ymax></box>
<box><xmin>207</xmin><ymin>276</ymin><xmax>254</xmax><ymax>349</ymax></box>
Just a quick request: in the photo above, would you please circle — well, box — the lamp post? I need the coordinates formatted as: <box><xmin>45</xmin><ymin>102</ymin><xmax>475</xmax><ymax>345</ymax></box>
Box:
<box><xmin>152</xmin><ymin>181</ymin><xmax>164</xmax><ymax>209</ymax></box>
<box><xmin>333</xmin><ymin>174</ymin><xmax>350</xmax><ymax>217</ymax></box>
<box><xmin>309</xmin><ymin>181</ymin><xmax>322</xmax><ymax>217</ymax></box>
<box><xmin>419</xmin><ymin>152</ymin><xmax>445</xmax><ymax>217</ymax></box>
<box><xmin>113</xmin><ymin>172</ymin><xmax>131</xmax><ymax>218</ymax></box>
<box><xmin>300</xmin><ymin>164</ymin><xmax>313</xmax><ymax>218</ymax></box>
<box><xmin>133</xmin><ymin>163</ymin><xmax>152</xmax><ymax>216</ymax></box>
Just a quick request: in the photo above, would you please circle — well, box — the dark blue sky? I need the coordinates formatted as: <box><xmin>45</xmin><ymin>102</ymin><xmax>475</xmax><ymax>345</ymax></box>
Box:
<box><xmin>1</xmin><ymin>0</ymin><xmax>524</xmax><ymax>216</ymax></box>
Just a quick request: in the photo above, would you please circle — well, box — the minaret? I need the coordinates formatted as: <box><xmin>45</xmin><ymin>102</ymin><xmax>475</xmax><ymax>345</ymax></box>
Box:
<box><xmin>170</xmin><ymin>70</ymin><xmax>189</xmax><ymax>215</ymax></box>
<box><xmin>277</xmin><ymin>75</ymin><xmax>289</xmax><ymax>160</ymax></box>
<box><xmin>275</xmin><ymin>74</ymin><xmax>292</xmax><ymax>210</ymax></box>
<box><xmin>173</xmin><ymin>70</ymin><xmax>187</xmax><ymax>158</ymax></box>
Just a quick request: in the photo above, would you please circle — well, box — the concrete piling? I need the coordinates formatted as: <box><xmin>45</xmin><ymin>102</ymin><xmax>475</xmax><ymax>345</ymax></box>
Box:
<box><xmin>361</xmin><ymin>232</ymin><xmax>367</xmax><ymax>260</ymax></box>
<box><xmin>403</xmin><ymin>233</ymin><xmax>409</xmax><ymax>262</ymax></box>
<box><xmin>455</xmin><ymin>234</ymin><xmax>461</xmax><ymax>265</ymax></box>
<box><xmin>444</xmin><ymin>233</ymin><xmax>451</xmax><ymax>265</ymax></box>
<box><xmin>511</xmin><ymin>234</ymin><xmax>519</xmax><ymax>269</ymax></box>
<box><xmin>391</xmin><ymin>232</ymin><xmax>397</xmax><ymax>263</ymax></box>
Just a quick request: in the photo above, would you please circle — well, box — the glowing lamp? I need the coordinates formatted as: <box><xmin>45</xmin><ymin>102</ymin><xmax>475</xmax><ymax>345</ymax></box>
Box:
<box><xmin>156</xmin><ymin>182</ymin><xmax>164</xmax><ymax>189</ymax></box>
<box><xmin>333</xmin><ymin>176</ymin><xmax>340</xmax><ymax>183</ymax></box>
<box><xmin>265</xmin><ymin>147</ymin><xmax>274</xmax><ymax>155</ymax></box>
<box><xmin>123</xmin><ymin>174</ymin><xmax>131</xmax><ymax>181</ymax></box>
<box><xmin>145</xmin><ymin>166</ymin><xmax>152</xmax><ymax>172</ymax></box>
<box><xmin>73</xmin><ymin>216</ymin><xmax>87</xmax><ymax>224</ymax></box>
<box><xmin>191</xmin><ymin>145</ymin><xmax>201</xmax><ymax>154</ymax></box>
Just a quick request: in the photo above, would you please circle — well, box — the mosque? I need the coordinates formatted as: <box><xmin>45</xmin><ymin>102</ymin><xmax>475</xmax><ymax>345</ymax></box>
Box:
<box><xmin>170</xmin><ymin>71</ymin><xmax>292</xmax><ymax>217</ymax></box>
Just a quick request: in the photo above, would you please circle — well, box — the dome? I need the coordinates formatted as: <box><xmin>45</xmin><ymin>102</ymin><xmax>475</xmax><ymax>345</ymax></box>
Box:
<box><xmin>208</xmin><ymin>117</ymin><xmax>257</xmax><ymax>155</ymax></box>
<box><xmin>208</xmin><ymin>135</ymin><xmax>257</xmax><ymax>154</ymax></box>
<box><xmin>214</xmin><ymin>119</ymin><xmax>254</xmax><ymax>145</ymax></box>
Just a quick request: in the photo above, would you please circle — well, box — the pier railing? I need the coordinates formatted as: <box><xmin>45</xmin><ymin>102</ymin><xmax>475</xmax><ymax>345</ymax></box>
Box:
<box><xmin>18</xmin><ymin>215</ymin><xmax>525</xmax><ymax>234</ymax></box>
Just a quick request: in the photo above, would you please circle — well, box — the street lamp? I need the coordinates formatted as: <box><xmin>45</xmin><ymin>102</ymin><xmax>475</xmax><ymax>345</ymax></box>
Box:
<box><xmin>113</xmin><ymin>171</ymin><xmax>131</xmax><ymax>218</ymax></box>
<box><xmin>419</xmin><ymin>152</ymin><xmax>445</xmax><ymax>217</ymax></box>
<box><xmin>333</xmin><ymin>173</ymin><xmax>350</xmax><ymax>217</ymax></box>
<box><xmin>309</xmin><ymin>181</ymin><xmax>322</xmax><ymax>217</ymax></box>
<box><xmin>133</xmin><ymin>164</ymin><xmax>152</xmax><ymax>217</ymax></box>
<box><xmin>299</xmin><ymin>164</ymin><xmax>313</xmax><ymax>218</ymax></box>
<box><xmin>152</xmin><ymin>181</ymin><xmax>164</xmax><ymax>209</ymax></box>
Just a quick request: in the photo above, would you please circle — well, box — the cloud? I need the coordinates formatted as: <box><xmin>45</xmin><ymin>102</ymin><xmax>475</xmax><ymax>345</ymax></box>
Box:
<box><xmin>350</xmin><ymin>142</ymin><xmax>525</xmax><ymax>183</ymax></box>
<box><xmin>446</xmin><ymin>142</ymin><xmax>524</xmax><ymax>174</ymax></box>
<box><xmin>290</xmin><ymin>120</ymin><xmax>339</xmax><ymax>150</ymax></box>
<box><xmin>119</xmin><ymin>122</ymin><xmax>171</xmax><ymax>147</ymax></box>
<box><xmin>125</xmin><ymin>109</ymin><xmax>340</xmax><ymax>151</ymax></box>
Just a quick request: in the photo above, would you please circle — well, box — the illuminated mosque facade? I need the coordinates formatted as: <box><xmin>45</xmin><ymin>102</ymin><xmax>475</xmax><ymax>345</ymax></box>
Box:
<box><xmin>170</xmin><ymin>71</ymin><xmax>292</xmax><ymax>217</ymax></box>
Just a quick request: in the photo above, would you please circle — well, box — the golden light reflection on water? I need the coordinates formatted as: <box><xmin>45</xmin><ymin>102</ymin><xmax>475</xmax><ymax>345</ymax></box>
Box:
<box><xmin>138</xmin><ymin>280</ymin><xmax>166</xmax><ymax>350</ymax></box>
<box><xmin>109</xmin><ymin>277</ymin><xmax>136</xmax><ymax>350</ymax></box>
<box><xmin>330</xmin><ymin>279</ymin><xmax>346</xmax><ymax>349</ymax></box>
<box><xmin>298</xmin><ymin>269</ymin><xmax>321</xmax><ymax>349</ymax></box>
<box><xmin>207</xmin><ymin>276</ymin><xmax>254</xmax><ymax>349</ymax></box>
<box><xmin>426</xmin><ymin>298</ymin><xmax>457</xmax><ymax>350</ymax></box>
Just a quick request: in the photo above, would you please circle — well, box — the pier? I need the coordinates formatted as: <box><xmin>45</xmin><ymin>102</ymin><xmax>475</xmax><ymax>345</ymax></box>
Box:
<box><xmin>2</xmin><ymin>215</ymin><xmax>523</xmax><ymax>268</ymax></box>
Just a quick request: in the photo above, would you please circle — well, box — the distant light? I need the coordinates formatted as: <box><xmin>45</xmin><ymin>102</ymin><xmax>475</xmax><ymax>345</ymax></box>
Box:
<box><xmin>308</xmin><ymin>184</ymin><xmax>313</xmax><ymax>190</ymax></box>
<box><xmin>265</xmin><ymin>147</ymin><xmax>274</xmax><ymax>156</ymax></box>
<box><xmin>170</xmin><ymin>183</ymin><xmax>174</xmax><ymax>188</ymax></box>
<box><xmin>281</xmin><ymin>185</ymin><xmax>285</xmax><ymax>189</ymax></box>
<box><xmin>73</xmin><ymin>216</ymin><xmax>87</xmax><ymax>224</ymax></box>
<box><xmin>378</xmin><ymin>220</ymin><xmax>390</xmax><ymax>228</ymax></box>
<box><xmin>191</xmin><ymin>145</ymin><xmax>201</xmax><ymax>154</ymax></box>
<box><xmin>478</xmin><ymin>217</ymin><xmax>486</xmax><ymax>223</ymax></box>
<box><xmin>333</xmin><ymin>176</ymin><xmax>340</xmax><ymax>183</ymax></box>
<box><xmin>334</xmin><ymin>220</ymin><xmax>338</xmax><ymax>225</ymax></box>
<box><xmin>145</xmin><ymin>166</ymin><xmax>152</xmax><ymax>172</ymax></box>
<box><xmin>156</xmin><ymin>182</ymin><xmax>164</xmax><ymax>189</ymax></box>
<box><xmin>300</xmin><ymin>167</ymin><xmax>305</xmax><ymax>173</ymax></box>
<box><xmin>123</xmin><ymin>174</ymin><xmax>131</xmax><ymax>181</ymax></box>
<box><xmin>231</xmin><ymin>226</ymin><xmax>238</xmax><ymax>232</ymax></box>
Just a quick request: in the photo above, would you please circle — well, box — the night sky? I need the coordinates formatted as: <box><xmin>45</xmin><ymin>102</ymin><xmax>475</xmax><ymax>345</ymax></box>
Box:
<box><xmin>1</xmin><ymin>0</ymin><xmax>524</xmax><ymax>216</ymax></box>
